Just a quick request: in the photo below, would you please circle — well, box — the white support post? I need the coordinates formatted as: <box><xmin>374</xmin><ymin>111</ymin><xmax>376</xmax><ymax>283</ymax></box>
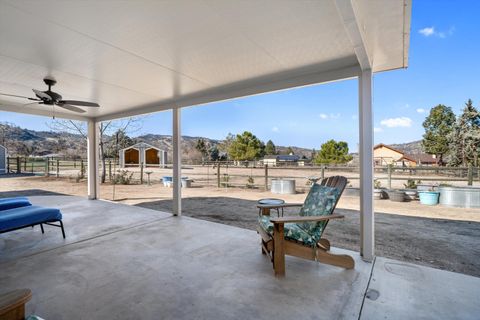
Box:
<box><xmin>87</xmin><ymin>120</ymin><xmax>100</xmax><ymax>200</ymax></box>
<box><xmin>172</xmin><ymin>108</ymin><xmax>182</xmax><ymax>216</ymax></box>
<box><xmin>358</xmin><ymin>69</ymin><xmax>374</xmax><ymax>261</ymax></box>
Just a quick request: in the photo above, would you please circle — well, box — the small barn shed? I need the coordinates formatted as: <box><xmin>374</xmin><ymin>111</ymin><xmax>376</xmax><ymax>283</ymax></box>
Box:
<box><xmin>119</xmin><ymin>142</ymin><xmax>167</xmax><ymax>168</ymax></box>
<box><xmin>0</xmin><ymin>145</ymin><xmax>6</xmax><ymax>174</ymax></box>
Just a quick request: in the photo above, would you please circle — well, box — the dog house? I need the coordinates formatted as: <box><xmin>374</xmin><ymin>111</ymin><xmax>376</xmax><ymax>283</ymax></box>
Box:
<box><xmin>119</xmin><ymin>142</ymin><xmax>167</xmax><ymax>168</ymax></box>
<box><xmin>0</xmin><ymin>145</ymin><xmax>6</xmax><ymax>174</ymax></box>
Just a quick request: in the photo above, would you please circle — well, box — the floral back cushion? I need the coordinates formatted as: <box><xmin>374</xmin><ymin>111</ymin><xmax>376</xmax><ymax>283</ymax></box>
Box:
<box><xmin>297</xmin><ymin>184</ymin><xmax>340</xmax><ymax>243</ymax></box>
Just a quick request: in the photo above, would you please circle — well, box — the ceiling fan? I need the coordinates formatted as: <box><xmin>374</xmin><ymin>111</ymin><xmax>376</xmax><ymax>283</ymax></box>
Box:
<box><xmin>0</xmin><ymin>76</ymin><xmax>100</xmax><ymax>114</ymax></box>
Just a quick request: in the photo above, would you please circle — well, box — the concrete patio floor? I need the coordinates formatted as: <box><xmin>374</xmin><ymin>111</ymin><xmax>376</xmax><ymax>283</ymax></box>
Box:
<box><xmin>1</xmin><ymin>196</ymin><xmax>479</xmax><ymax>320</ymax></box>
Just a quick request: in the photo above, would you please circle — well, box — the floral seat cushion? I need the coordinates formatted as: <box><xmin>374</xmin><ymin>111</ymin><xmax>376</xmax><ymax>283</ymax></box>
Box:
<box><xmin>258</xmin><ymin>184</ymin><xmax>340</xmax><ymax>247</ymax></box>
<box><xmin>297</xmin><ymin>184</ymin><xmax>340</xmax><ymax>241</ymax></box>
<box><xmin>258</xmin><ymin>215</ymin><xmax>318</xmax><ymax>247</ymax></box>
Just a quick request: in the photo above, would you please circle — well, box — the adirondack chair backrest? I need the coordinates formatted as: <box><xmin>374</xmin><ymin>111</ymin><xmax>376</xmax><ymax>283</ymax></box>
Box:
<box><xmin>297</xmin><ymin>176</ymin><xmax>347</xmax><ymax>243</ymax></box>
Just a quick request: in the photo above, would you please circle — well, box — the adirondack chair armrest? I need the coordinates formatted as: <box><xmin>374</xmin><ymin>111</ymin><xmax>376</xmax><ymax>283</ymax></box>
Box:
<box><xmin>256</xmin><ymin>203</ymin><xmax>303</xmax><ymax>209</ymax></box>
<box><xmin>270</xmin><ymin>214</ymin><xmax>344</xmax><ymax>225</ymax></box>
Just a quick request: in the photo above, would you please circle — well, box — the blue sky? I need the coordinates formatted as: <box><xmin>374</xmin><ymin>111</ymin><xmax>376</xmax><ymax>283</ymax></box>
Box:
<box><xmin>1</xmin><ymin>0</ymin><xmax>479</xmax><ymax>152</ymax></box>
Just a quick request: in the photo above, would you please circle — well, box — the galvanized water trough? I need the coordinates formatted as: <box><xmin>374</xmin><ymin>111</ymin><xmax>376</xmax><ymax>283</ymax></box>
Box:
<box><xmin>271</xmin><ymin>179</ymin><xmax>296</xmax><ymax>194</ymax></box>
<box><xmin>439</xmin><ymin>186</ymin><xmax>480</xmax><ymax>208</ymax></box>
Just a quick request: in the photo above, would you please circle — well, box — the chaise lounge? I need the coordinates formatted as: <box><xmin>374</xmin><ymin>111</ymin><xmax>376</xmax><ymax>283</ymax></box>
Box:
<box><xmin>0</xmin><ymin>197</ymin><xmax>32</xmax><ymax>211</ymax></box>
<box><xmin>0</xmin><ymin>197</ymin><xmax>65</xmax><ymax>238</ymax></box>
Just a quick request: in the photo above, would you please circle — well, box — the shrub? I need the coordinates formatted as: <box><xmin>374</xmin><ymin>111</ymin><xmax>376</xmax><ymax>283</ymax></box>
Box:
<box><xmin>246</xmin><ymin>176</ymin><xmax>255</xmax><ymax>188</ymax></box>
<box><xmin>114</xmin><ymin>170</ymin><xmax>134</xmax><ymax>185</ymax></box>
<box><xmin>221</xmin><ymin>174</ymin><xmax>230</xmax><ymax>187</ymax></box>
<box><xmin>404</xmin><ymin>179</ymin><xmax>421</xmax><ymax>189</ymax></box>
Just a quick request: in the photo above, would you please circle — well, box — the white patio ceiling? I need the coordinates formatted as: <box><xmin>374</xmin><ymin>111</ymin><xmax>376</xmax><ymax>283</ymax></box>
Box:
<box><xmin>0</xmin><ymin>0</ymin><xmax>411</xmax><ymax>121</ymax></box>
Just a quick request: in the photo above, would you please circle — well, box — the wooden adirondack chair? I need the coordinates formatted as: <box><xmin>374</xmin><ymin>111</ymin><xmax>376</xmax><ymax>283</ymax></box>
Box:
<box><xmin>257</xmin><ymin>176</ymin><xmax>354</xmax><ymax>277</ymax></box>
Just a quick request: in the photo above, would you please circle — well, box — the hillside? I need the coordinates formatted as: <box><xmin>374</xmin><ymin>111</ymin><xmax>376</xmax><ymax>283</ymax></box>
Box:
<box><xmin>0</xmin><ymin>123</ymin><xmax>313</xmax><ymax>161</ymax></box>
<box><xmin>390</xmin><ymin>140</ymin><xmax>424</xmax><ymax>155</ymax></box>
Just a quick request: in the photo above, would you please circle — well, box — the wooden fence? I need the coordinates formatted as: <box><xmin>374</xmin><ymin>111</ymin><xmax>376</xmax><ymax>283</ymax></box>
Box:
<box><xmin>4</xmin><ymin>157</ymin><xmax>479</xmax><ymax>188</ymax></box>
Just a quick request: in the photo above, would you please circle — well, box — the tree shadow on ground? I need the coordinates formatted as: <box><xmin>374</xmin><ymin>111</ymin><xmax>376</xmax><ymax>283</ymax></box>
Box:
<box><xmin>136</xmin><ymin>196</ymin><xmax>480</xmax><ymax>277</ymax></box>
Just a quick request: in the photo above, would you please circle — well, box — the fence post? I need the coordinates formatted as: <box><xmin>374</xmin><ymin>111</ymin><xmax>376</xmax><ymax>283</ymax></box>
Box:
<box><xmin>31</xmin><ymin>161</ymin><xmax>34</xmax><ymax>173</ymax></box>
<box><xmin>140</xmin><ymin>162</ymin><xmax>144</xmax><ymax>184</ymax></box>
<box><xmin>217</xmin><ymin>161</ymin><xmax>221</xmax><ymax>188</ymax></box>
<box><xmin>24</xmin><ymin>158</ymin><xmax>27</xmax><ymax>171</ymax></box>
<box><xmin>321</xmin><ymin>166</ymin><xmax>325</xmax><ymax>180</ymax></box>
<box><xmin>387</xmin><ymin>164</ymin><xmax>392</xmax><ymax>189</ymax></box>
<box><xmin>264</xmin><ymin>164</ymin><xmax>269</xmax><ymax>191</ymax></box>
<box><xmin>467</xmin><ymin>164</ymin><xmax>473</xmax><ymax>186</ymax></box>
<box><xmin>81</xmin><ymin>160</ymin><xmax>84</xmax><ymax>178</ymax></box>
<box><xmin>56</xmin><ymin>159</ymin><xmax>60</xmax><ymax>178</ymax></box>
<box><xmin>108</xmin><ymin>161</ymin><xmax>112</xmax><ymax>181</ymax></box>
<box><xmin>16</xmin><ymin>156</ymin><xmax>21</xmax><ymax>174</ymax></box>
<box><xmin>7</xmin><ymin>157</ymin><xmax>10</xmax><ymax>173</ymax></box>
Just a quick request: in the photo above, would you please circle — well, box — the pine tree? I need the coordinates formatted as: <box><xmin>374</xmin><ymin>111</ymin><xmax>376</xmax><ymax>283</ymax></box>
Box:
<box><xmin>314</xmin><ymin>140</ymin><xmax>353</xmax><ymax>164</ymax></box>
<box><xmin>422</xmin><ymin>104</ymin><xmax>456</xmax><ymax>166</ymax></box>
<box><xmin>265</xmin><ymin>140</ymin><xmax>276</xmax><ymax>155</ymax></box>
<box><xmin>448</xmin><ymin>99</ymin><xmax>480</xmax><ymax>166</ymax></box>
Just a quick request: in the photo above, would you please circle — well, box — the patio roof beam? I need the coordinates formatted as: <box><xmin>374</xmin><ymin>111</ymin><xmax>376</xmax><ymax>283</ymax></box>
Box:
<box><xmin>335</xmin><ymin>0</ymin><xmax>372</xmax><ymax>70</ymax></box>
<box><xmin>94</xmin><ymin>64</ymin><xmax>360</xmax><ymax>122</ymax></box>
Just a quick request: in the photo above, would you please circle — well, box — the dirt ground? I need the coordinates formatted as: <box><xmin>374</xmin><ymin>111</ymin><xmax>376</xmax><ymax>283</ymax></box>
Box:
<box><xmin>1</xmin><ymin>175</ymin><xmax>480</xmax><ymax>277</ymax></box>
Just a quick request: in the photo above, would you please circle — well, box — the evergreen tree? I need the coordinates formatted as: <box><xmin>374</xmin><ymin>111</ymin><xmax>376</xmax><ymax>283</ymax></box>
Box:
<box><xmin>265</xmin><ymin>140</ymin><xmax>277</xmax><ymax>155</ymax></box>
<box><xmin>228</xmin><ymin>131</ymin><xmax>264</xmax><ymax>161</ymax></box>
<box><xmin>286</xmin><ymin>147</ymin><xmax>294</xmax><ymax>155</ymax></box>
<box><xmin>195</xmin><ymin>138</ymin><xmax>209</xmax><ymax>161</ymax></box>
<box><xmin>314</xmin><ymin>140</ymin><xmax>353</xmax><ymax>164</ymax></box>
<box><xmin>448</xmin><ymin>99</ymin><xmax>480</xmax><ymax>166</ymax></box>
<box><xmin>422</xmin><ymin>104</ymin><xmax>456</xmax><ymax>165</ymax></box>
<box><xmin>208</xmin><ymin>145</ymin><xmax>220</xmax><ymax>161</ymax></box>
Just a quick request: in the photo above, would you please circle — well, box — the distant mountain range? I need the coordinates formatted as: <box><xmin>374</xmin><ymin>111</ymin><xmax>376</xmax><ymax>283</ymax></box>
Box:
<box><xmin>0</xmin><ymin>123</ymin><xmax>314</xmax><ymax>161</ymax></box>
<box><xmin>0</xmin><ymin>122</ymin><xmax>424</xmax><ymax>160</ymax></box>
<box><xmin>390</xmin><ymin>140</ymin><xmax>424</xmax><ymax>155</ymax></box>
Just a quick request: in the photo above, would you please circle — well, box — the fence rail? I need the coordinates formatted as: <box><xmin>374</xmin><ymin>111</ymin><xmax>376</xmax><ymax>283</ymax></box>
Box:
<box><xmin>5</xmin><ymin>157</ymin><xmax>479</xmax><ymax>188</ymax></box>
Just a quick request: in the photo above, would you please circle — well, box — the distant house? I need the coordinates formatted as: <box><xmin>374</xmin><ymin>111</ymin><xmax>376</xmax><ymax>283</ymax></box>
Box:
<box><xmin>373</xmin><ymin>144</ymin><xmax>437</xmax><ymax>167</ymax></box>
<box><xmin>263</xmin><ymin>154</ymin><xmax>300</xmax><ymax>167</ymax></box>
<box><xmin>119</xmin><ymin>142</ymin><xmax>167</xmax><ymax>167</ymax></box>
<box><xmin>0</xmin><ymin>145</ymin><xmax>6</xmax><ymax>174</ymax></box>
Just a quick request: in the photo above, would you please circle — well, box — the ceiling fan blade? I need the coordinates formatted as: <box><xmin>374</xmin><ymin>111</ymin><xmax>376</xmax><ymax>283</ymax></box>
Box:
<box><xmin>32</xmin><ymin>89</ymin><xmax>52</xmax><ymax>100</ymax></box>
<box><xmin>57</xmin><ymin>104</ymin><xmax>86</xmax><ymax>113</ymax></box>
<box><xmin>22</xmin><ymin>101</ymin><xmax>43</xmax><ymax>107</ymax></box>
<box><xmin>0</xmin><ymin>92</ymin><xmax>32</xmax><ymax>100</ymax></box>
<box><xmin>59</xmin><ymin>100</ymin><xmax>99</xmax><ymax>107</ymax></box>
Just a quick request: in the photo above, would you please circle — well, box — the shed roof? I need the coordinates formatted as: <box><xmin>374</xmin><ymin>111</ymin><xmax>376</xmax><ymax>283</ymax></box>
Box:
<box><xmin>0</xmin><ymin>0</ymin><xmax>411</xmax><ymax>121</ymax></box>
<box><xmin>120</xmin><ymin>142</ymin><xmax>163</xmax><ymax>152</ymax></box>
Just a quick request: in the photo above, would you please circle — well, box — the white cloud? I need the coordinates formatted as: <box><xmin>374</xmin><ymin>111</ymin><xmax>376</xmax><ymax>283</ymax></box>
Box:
<box><xmin>380</xmin><ymin>117</ymin><xmax>412</xmax><ymax>128</ymax></box>
<box><xmin>374</xmin><ymin>127</ymin><xmax>383</xmax><ymax>133</ymax></box>
<box><xmin>271</xmin><ymin>126</ymin><xmax>279</xmax><ymax>132</ymax></box>
<box><xmin>419</xmin><ymin>27</ymin><xmax>435</xmax><ymax>37</ymax></box>
<box><xmin>319</xmin><ymin>113</ymin><xmax>341</xmax><ymax>120</ymax></box>
<box><xmin>416</xmin><ymin>108</ymin><xmax>426</xmax><ymax>114</ymax></box>
<box><xmin>419</xmin><ymin>26</ymin><xmax>455</xmax><ymax>38</ymax></box>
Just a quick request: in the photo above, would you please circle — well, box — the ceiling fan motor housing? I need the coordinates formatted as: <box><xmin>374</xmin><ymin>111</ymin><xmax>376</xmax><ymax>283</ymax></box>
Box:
<box><xmin>43</xmin><ymin>76</ymin><xmax>57</xmax><ymax>87</ymax></box>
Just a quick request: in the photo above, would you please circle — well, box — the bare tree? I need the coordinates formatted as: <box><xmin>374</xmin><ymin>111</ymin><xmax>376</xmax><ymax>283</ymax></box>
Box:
<box><xmin>48</xmin><ymin>117</ymin><xmax>143</xmax><ymax>183</ymax></box>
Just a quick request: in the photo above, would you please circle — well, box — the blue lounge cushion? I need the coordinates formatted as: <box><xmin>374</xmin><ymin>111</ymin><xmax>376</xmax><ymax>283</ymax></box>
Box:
<box><xmin>0</xmin><ymin>205</ymin><xmax>62</xmax><ymax>232</ymax></box>
<box><xmin>0</xmin><ymin>197</ymin><xmax>32</xmax><ymax>211</ymax></box>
